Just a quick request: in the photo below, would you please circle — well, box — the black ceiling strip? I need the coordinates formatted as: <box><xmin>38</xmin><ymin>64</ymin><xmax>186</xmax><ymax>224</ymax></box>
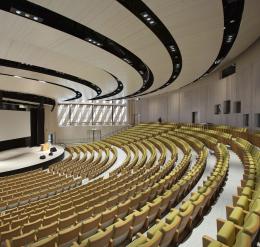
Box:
<box><xmin>0</xmin><ymin>90</ymin><xmax>56</xmax><ymax>110</ymax></box>
<box><xmin>0</xmin><ymin>71</ymin><xmax>81</xmax><ymax>101</ymax></box>
<box><xmin>91</xmin><ymin>71</ymin><xmax>124</xmax><ymax>100</ymax></box>
<box><xmin>0</xmin><ymin>0</ymin><xmax>154</xmax><ymax>97</ymax></box>
<box><xmin>115</xmin><ymin>0</ymin><xmax>182</xmax><ymax>99</ymax></box>
<box><xmin>193</xmin><ymin>0</ymin><xmax>244</xmax><ymax>82</ymax></box>
<box><xmin>0</xmin><ymin>58</ymin><xmax>100</xmax><ymax>99</ymax></box>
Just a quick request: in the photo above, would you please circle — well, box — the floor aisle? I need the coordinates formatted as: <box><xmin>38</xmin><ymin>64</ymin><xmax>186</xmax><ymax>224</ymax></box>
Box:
<box><xmin>180</xmin><ymin>150</ymin><xmax>243</xmax><ymax>246</ymax></box>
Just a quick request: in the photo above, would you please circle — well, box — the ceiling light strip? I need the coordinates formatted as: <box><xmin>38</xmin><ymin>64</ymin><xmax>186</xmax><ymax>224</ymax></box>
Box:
<box><xmin>115</xmin><ymin>0</ymin><xmax>182</xmax><ymax>99</ymax></box>
<box><xmin>91</xmin><ymin>71</ymin><xmax>124</xmax><ymax>100</ymax></box>
<box><xmin>193</xmin><ymin>0</ymin><xmax>244</xmax><ymax>81</ymax></box>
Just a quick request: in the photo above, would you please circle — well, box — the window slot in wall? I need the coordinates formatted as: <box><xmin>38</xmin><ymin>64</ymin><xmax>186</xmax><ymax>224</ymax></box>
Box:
<box><xmin>214</xmin><ymin>104</ymin><xmax>221</xmax><ymax>115</ymax></box>
<box><xmin>221</xmin><ymin>64</ymin><xmax>236</xmax><ymax>79</ymax></box>
<box><xmin>224</xmin><ymin>100</ymin><xmax>231</xmax><ymax>114</ymax></box>
<box><xmin>255</xmin><ymin>113</ymin><xmax>260</xmax><ymax>128</ymax></box>
<box><xmin>234</xmin><ymin>101</ymin><xmax>241</xmax><ymax>113</ymax></box>
<box><xmin>192</xmin><ymin>112</ymin><xmax>198</xmax><ymax>124</ymax></box>
<box><xmin>243</xmin><ymin>114</ymin><xmax>249</xmax><ymax>127</ymax></box>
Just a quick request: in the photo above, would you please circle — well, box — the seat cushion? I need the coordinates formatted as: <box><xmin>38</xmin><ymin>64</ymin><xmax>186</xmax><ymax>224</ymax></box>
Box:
<box><xmin>233</xmin><ymin>230</ymin><xmax>252</xmax><ymax>247</ymax></box>
<box><xmin>249</xmin><ymin>199</ymin><xmax>260</xmax><ymax>216</ymax></box>
<box><xmin>228</xmin><ymin>207</ymin><xmax>244</xmax><ymax>226</ymax></box>
<box><xmin>147</xmin><ymin>221</ymin><xmax>166</xmax><ymax>239</ymax></box>
<box><xmin>243</xmin><ymin>213</ymin><xmax>259</xmax><ymax>236</ymax></box>
<box><xmin>179</xmin><ymin>201</ymin><xmax>190</xmax><ymax>212</ymax></box>
<box><xmin>236</xmin><ymin>196</ymin><xmax>249</xmax><ymax>211</ymax></box>
<box><xmin>245</xmin><ymin>180</ymin><xmax>255</xmax><ymax>189</ymax></box>
<box><xmin>208</xmin><ymin>240</ymin><xmax>223</xmax><ymax>247</ymax></box>
<box><xmin>165</xmin><ymin>209</ymin><xmax>179</xmax><ymax>224</ymax></box>
<box><xmin>241</xmin><ymin>187</ymin><xmax>252</xmax><ymax>198</ymax></box>
<box><xmin>217</xmin><ymin>221</ymin><xmax>235</xmax><ymax>246</ymax></box>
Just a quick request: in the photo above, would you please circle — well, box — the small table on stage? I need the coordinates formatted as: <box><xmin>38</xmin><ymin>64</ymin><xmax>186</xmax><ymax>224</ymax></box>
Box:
<box><xmin>40</xmin><ymin>143</ymin><xmax>50</xmax><ymax>151</ymax></box>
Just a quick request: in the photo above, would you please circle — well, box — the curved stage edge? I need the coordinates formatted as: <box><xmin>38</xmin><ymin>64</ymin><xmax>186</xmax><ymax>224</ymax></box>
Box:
<box><xmin>0</xmin><ymin>147</ymin><xmax>64</xmax><ymax>177</ymax></box>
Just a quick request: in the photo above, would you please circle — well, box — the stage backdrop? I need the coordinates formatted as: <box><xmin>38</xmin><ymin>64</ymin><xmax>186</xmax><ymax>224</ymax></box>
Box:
<box><xmin>0</xmin><ymin>110</ymin><xmax>31</xmax><ymax>151</ymax></box>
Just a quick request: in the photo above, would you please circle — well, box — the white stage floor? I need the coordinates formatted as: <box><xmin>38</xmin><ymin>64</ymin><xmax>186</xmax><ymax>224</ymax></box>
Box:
<box><xmin>0</xmin><ymin>145</ymin><xmax>64</xmax><ymax>174</ymax></box>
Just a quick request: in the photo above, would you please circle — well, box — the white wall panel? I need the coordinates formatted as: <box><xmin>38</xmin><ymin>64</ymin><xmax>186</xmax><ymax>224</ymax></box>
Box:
<box><xmin>134</xmin><ymin>39</ymin><xmax>260</xmax><ymax>130</ymax></box>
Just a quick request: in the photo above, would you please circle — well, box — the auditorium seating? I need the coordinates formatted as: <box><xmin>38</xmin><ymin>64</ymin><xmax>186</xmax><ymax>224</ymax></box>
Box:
<box><xmin>0</xmin><ymin>123</ymin><xmax>259</xmax><ymax>246</ymax></box>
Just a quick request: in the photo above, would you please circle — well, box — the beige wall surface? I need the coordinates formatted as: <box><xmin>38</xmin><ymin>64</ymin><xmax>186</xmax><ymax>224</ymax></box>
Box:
<box><xmin>134</xmin><ymin>39</ymin><xmax>260</xmax><ymax>130</ymax></box>
<box><xmin>44</xmin><ymin>106</ymin><xmax>130</xmax><ymax>144</ymax></box>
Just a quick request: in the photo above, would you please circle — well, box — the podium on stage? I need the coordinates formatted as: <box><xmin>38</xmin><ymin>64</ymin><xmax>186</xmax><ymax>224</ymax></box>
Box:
<box><xmin>40</xmin><ymin>143</ymin><xmax>50</xmax><ymax>151</ymax></box>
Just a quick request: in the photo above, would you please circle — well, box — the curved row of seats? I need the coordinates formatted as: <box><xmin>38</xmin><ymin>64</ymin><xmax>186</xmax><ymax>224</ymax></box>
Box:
<box><xmin>68</xmin><ymin>133</ymin><xmax>208</xmax><ymax>246</ymax></box>
<box><xmin>129</xmin><ymin>134</ymin><xmax>228</xmax><ymax>246</ymax></box>
<box><xmin>203</xmin><ymin>137</ymin><xmax>260</xmax><ymax>247</ymax></box>
<box><xmin>0</xmin><ymin>125</ymin><xmax>181</xmax><ymax>246</ymax></box>
<box><xmin>0</xmin><ymin>125</ymin><xmax>195</xmax><ymax>247</ymax></box>
<box><xmin>0</xmin><ymin>123</ymin><xmax>259</xmax><ymax>247</ymax></box>
<box><xmin>0</xmin><ymin>169</ymin><xmax>77</xmax><ymax>213</ymax></box>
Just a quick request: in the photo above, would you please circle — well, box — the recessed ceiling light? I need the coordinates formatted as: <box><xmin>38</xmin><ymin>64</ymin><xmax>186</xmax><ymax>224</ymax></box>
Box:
<box><xmin>230</xmin><ymin>20</ymin><xmax>235</xmax><ymax>23</ymax></box>
<box><xmin>33</xmin><ymin>16</ymin><xmax>39</xmax><ymax>21</ymax></box>
<box><xmin>25</xmin><ymin>13</ymin><xmax>30</xmax><ymax>18</ymax></box>
<box><xmin>149</xmin><ymin>21</ymin><xmax>155</xmax><ymax>25</ymax></box>
<box><xmin>147</xmin><ymin>17</ymin><xmax>151</xmax><ymax>21</ymax></box>
<box><xmin>143</xmin><ymin>13</ymin><xmax>148</xmax><ymax>18</ymax></box>
<box><xmin>16</xmin><ymin>10</ymin><xmax>21</xmax><ymax>14</ymax></box>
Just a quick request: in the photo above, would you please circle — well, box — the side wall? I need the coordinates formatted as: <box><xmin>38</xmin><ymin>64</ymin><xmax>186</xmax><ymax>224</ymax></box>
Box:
<box><xmin>134</xmin><ymin>39</ymin><xmax>260</xmax><ymax>130</ymax></box>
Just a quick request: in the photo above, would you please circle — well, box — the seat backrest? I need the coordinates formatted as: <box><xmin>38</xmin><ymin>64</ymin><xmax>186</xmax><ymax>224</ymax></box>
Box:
<box><xmin>58</xmin><ymin>223</ymin><xmax>81</xmax><ymax>247</ymax></box>
<box><xmin>58</xmin><ymin>214</ymin><xmax>77</xmax><ymax>230</ymax></box>
<box><xmin>0</xmin><ymin>226</ymin><xmax>21</xmax><ymax>243</ymax></box>
<box><xmin>37</xmin><ymin>221</ymin><xmax>58</xmax><ymax>240</ymax></box>
<box><xmin>23</xmin><ymin>219</ymin><xmax>42</xmax><ymax>234</ymax></box>
<box><xmin>112</xmin><ymin>217</ymin><xmax>133</xmax><ymax>246</ymax></box>
<box><xmin>87</xmin><ymin>228</ymin><xmax>113</xmax><ymax>247</ymax></box>
<box><xmin>30</xmin><ymin>234</ymin><xmax>58</xmax><ymax>247</ymax></box>
<box><xmin>10</xmin><ymin>230</ymin><xmax>35</xmax><ymax>247</ymax></box>
<box><xmin>42</xmin><ymin>213</ymin><xmax>60</xmax><ymax>226</ymax></box>
<box><xmin>77</xmin><ymin>207</ymin><xmax>93</xmax><ymax>222</ymax></box>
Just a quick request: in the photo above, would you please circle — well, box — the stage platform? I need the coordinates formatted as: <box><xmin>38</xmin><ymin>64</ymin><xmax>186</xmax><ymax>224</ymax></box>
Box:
<box><xmin>0</xmin><ymin>145</ymin><xmax>64</xmax><ymax>176</ymax></box>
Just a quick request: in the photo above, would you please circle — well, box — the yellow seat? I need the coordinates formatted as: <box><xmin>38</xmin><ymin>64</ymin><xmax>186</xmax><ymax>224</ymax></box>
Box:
<box><xmin>109</xmin><ymin>216</ymin><xmax>133</xmax><ymax>246</ymax></box>
<box><xmin>30</xmin><ymin>235</ymin><xmax>58</xmax><ymax>247</ymax></box>
<box><xmin>57</xmin><ymin>223</ymin><xmax>81</xmax><ymax>247</ymax></box>
<box><xmin>6</xmin><ymin>230</ymin><xmax>36</xmax><ymax>247</ymax></box>
<box><xmin>79</xmin><ymin>228</ymin><xmax>113</xmax><ymax>247</ymax></box>
<box><xmin>79</xmin><ymin>215</ymin><xmax>101</xmax><ymax>243</ymax></box>
<box><xmin>36</xmin><ymin>221</ymin><xmax>58</xmax><ymax>241</ymax></box>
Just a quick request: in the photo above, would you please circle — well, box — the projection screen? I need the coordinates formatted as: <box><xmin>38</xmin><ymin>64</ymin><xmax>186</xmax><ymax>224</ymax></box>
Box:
<box><xmin>0</xmin><ymin>110</ymin><xmax>31</xmax><ymax>141</ymax></box>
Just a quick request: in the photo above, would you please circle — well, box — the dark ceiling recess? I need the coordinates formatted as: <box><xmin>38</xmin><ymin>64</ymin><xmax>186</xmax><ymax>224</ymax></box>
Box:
<box><xmin>0</xmin><ymin>90</ymin><xmax>56</xmax><ymax>111</ymax></box>
<box><xmin>91</xmin><ymin>71</ymin><xmax>124</xmax><ymax>100</ymax></box>
<box><xmin>0</xmin><ymin>71</ymin><xmax>81</xmax><ymax>102</ymax></box>
<box><xmin>116</xmin><ymin>0</ymin><xmax>182</xmax><ymax>99</ymax></box>
<box><xmin>0</xmin><ymin>0</ymin><xmax>154</xmax><ymax>98</ymax></box>
<box><xmin>193</xmin><ymin>0</ymin><xmax>244</xmax><ymax>81</ymax></box>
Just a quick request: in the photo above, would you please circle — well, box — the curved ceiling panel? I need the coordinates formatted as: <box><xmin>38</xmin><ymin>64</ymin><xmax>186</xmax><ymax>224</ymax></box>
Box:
<box><xmin>0</xmin><ymin>74</ymin><xmax>71</xmax><ymax>100</ymax></box>
<box><xmin>0</xmin><ymin>0</ymin><xmax>259</xmax><ymax>101</ymax></box>
<box><xmin>28</xmin><ymin>0</ymin><xmax>171</xmax><ymax>96</ymax></box>
<box><xmin>0</xmin><ymin>15</ymin><xmax>127</xmax><ymax>100</ymax></box>
<box><xmin>220</xmin><ymin>0</ymin><xmax>260</xmax><ymax>66</ymax></box>
<box><xmin>0</xmin><ymin>0</ymin><xmax>153</xmax><ymax>98</ymax></box>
